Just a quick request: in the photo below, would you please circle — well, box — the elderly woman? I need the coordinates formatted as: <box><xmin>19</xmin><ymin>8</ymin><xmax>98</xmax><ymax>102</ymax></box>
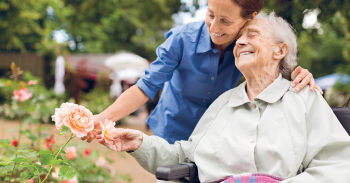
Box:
<box><xmin>98</xmin><ymin>13</ymin><xmax>350</xmax><ymax>183</ymax></box>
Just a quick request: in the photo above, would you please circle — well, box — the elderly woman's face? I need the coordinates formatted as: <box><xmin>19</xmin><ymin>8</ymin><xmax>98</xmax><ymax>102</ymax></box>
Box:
<box><xmin>233</xmin><ymin>19</ymin><xmax>279</xmax><ymax>72</ymax></box>
<box><xmin>205</xmin><ymin>0</ymin><xmax>248</xmax><ymax>49</ymax></box>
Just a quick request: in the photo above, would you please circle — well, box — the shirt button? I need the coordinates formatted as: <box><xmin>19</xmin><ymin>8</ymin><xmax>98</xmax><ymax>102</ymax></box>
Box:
<box><xmin>211</xmin><ymin>77</ymin><xmax>215</xmax><ymax>81</ymax></box>
<box><xmin>249</xmin><ymin>139</ymin><xmax>254</xmax><ymax>143</ymax></box>
<box><xmin>207</xmin><ymin>91</ymin><xmax>211</xmax><ymax>94</ymax></box>
<box><xmin>203</xmin><ymin>99</ymin><xmax>206</xmax><ymax>102</ymax></box>
<box><xmin>253</xmin><ymin>104</ymin><xmax>256</xmax><ymax>108</ymax></box>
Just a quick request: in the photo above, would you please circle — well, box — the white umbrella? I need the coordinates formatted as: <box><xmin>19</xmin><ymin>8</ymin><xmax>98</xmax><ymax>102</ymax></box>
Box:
<box><xmin>104</xmin><ymin>51</ymin><xmax>149</xmax><ymax>70</ymax></box>
<box><xmin>117</xmin><ymin>68</ymin><xmax>144</xmax><ymax>80</ymax></box>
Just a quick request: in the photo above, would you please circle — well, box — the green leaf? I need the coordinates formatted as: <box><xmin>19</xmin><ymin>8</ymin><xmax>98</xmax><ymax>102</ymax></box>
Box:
<box><xmin>20</xmin><ymin>171</ymin><xmax>34</xmax><ymax>180</ymax></box>
<box><xmin>12</xmin><ymin>157</ymin><xmax>31</xmax><ymax>163</ymax></box>
<box><xmin>28</xmin><ymin>134</ymin><xmax>38</xmax><ymax>141</ymax></box>
<box><xmin>39</xmin><ymin>133</ymin><xmax>51</xmax><ymax>138</ymax></box>
<box><xmin>39</xmin><ymin>154</ymin><xmax>54</xmax><ymax>165</ymax></box>
<box><xmin>20</xmin><ymin>129</ymin><xmax>31</xmax><ymax>134</ymax></box>
<box><xmin>16</xmin><ymin>151</ymin><xmax>38</xmax><ymax>160</ymax></box>
<box><xmin>37</xmin><ymin>150</ymin><xmax>53</xmax><ymax>155</ymax></box>
<box><xmin>57</xmin><ymin>154</ymin><xmax>63</xmax><ymax>160</ymax></box>
<box><xmin>18</xmin><ymin>164</ymin><xmax>34</xmax><ymax>168</ymax></box>
<box><xmin>58</xmin><ymin>126</ymin><xmax>71</xmax><ymax>136</ymax></box>
<box><xmin>0</xmin><ymin>139</ymin><xmax>11</xmax><ymax>145</ymax></box>
<box><xmin>70</xmin><ymin>165</ymin><xmax>83</xmax><ymax>182</ymax></box>
<box><xmin>22</xmin><ymin>117</ymin><xmax>32</xmax><ymax>126</ymax></box>
<box><xmin>17</xmin><ymin>149</ymin><xmax>34</xmax><ymax>153</ymax></box>
<box><xmin>0</xmin><ymin>160</ymin><xmax>12</xmax><ymax>167</ymax></box>
<box><xmin>60</xmin><ymin>150</ymin><xmax>66</xmax><ymax>154</ymax></box>
<box><xmin>33</xmin><ymin>164</ymin><xmax>48</xmax><ymax>173</ymax></box>
<box><xmin>58</xmin><ymin>166</ymin><xmax>75</xmax><ymax>180</ymax></box>
<box><xmin>50</xmin><ymin>159</ymin><xmax>70</xmax><ymax>165</ymax></box>
<box><xmin>36</xmin><ymin>126</ymin><xmax>51</xmax><ymax>132</ymax></box>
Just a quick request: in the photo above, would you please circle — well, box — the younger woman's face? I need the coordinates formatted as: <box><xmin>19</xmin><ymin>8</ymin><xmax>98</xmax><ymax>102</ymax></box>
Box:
<box><xmin>205</xmin><ymin>0</ymin><xmax>248</xmax><ymax>50</ymax></box>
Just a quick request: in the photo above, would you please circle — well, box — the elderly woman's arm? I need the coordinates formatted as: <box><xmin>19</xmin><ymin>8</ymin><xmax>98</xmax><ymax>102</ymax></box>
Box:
<box><xmin>96</xmin><ymin>129</ymin><xmax>192</xmax><ymax>174</ymax></box>
<box><xmin>282</xmin><ymin>90</ymin><xmax>350</xmax><ymax>182</ymax></box>
<box><xmin>128</xmin><ymin>134</ymin><xmax>193</xmax><ymax>174</ymax></box>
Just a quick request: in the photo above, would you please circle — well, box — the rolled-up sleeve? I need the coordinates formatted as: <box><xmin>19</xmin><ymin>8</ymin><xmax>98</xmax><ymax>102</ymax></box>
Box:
<box><xmin>136</xmin><ymin>29</ymin><xmax>184</xmax><ymax>100</ymax></box>
<box><xmin>282</xmin><ymin>91</ymin><xmax>350</xmax><ymax>182</ymax></box>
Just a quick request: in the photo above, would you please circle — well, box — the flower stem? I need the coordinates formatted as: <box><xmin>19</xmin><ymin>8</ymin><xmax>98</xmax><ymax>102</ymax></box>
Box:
<box><xmin>17</xmin><ymin>102</ymin><xmax>22</xmax><ymax>145</ymax></box>
<box><xmin>40</xmin><ymin>133</ymin><xmax>76</xmax><ymax>183</ymax></box>
<box><xmin>9</xmin><ymin>153</ymin><xmax>17</xmax><ymax>183</ymax></box>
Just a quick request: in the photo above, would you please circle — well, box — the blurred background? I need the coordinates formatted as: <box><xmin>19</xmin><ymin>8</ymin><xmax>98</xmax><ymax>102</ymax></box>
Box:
<box><xmin>1</xmin><ymin>0</ymin><xmax>350</xmax><ymax>105</ymax></box>
<box><xmin>0</xmin><ymin>0</ymin><xmax>350</xmax><ymax>182</ymax></box>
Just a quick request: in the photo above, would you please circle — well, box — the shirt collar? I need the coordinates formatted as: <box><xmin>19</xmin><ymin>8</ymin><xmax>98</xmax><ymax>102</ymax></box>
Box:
<box><xmin>196</xmin><ymin>24</ymin><xmax>213</xmax><ymax>53</ymax></box>
<box><xmin>196</xmin><ymin>24</ymin><xmax>236</xmax><ymax>54</ymax></box>
<box><xmin>228</xmin><ymin>74</ymin><xmax>291</xmax><ymax>107</ymax></box>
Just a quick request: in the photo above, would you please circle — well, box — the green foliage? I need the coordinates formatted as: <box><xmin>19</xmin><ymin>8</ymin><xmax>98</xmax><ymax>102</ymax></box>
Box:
<box><xmin>62</xmin><ymin>0</ymin><xmax>181</xmax><ymax>60</ymax></box>
<box><xmin>58</xmin><ymin>165</ymin><xmax>75</xmax><ymax>180</ymax></box>
<box><xmin>40</xmin><ymin>153</ymin><xmax>55</xmax><ymax>165</ymax></box>
<box><xmin>264</xmin><ymin>0</ymin><xmax>350</xmax><ymax>79</ymax></box>
<box><xmin>0</xmin><ymin>71</ymin><xmax>66</xmax><ymax>124</ymax></box>
<box><xmin>0</xmin><ymin>139</ymin><xmax>11</xmax><ymax>145</ymax></box>
<box><xmin>79</xmin><ymin>87</ymin><xmax>114</xmax><ymax>115</ymax></box>
<box><xmin>0</xmin><ymin>0</ymin><xmax>67</xmax><ymax>52</ymax></box>
<box><xmin>0</xmin><ymin>136</ymin><xmax>115</xmax><ymax>182</ymax></box>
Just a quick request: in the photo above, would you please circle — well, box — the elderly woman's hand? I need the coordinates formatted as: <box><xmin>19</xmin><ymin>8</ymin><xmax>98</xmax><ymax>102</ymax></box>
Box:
<box><xmin>81</xmin><ymin>115</ymin><xmax>102</xmax><ymax>143</ymax></box>
<box><xmin>96</xmin><ymin>128</ymin><xmax>143</xmax><ymax>152</ymax></box>
<box><xmin>291</xmin><ymin>66</ymin><xmax>323</xmax><ymax>94</ymax></box>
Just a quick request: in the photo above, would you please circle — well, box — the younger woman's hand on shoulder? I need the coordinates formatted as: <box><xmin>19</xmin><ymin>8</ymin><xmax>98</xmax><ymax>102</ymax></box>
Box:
<box><xmin>291</xmin><ymin>66</ymin><xmax>323</xmax><ymax>94</ymax></box>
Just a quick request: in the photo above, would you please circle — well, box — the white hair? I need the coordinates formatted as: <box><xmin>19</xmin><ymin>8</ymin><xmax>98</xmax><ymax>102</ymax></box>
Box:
<box><xmin>255</xmin><ymin>12</ymin><xmax>298</xmax><ymax>80</ymax></box>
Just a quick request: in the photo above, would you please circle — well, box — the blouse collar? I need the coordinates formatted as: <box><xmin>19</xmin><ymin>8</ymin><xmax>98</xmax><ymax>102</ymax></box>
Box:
<box><xmin>228</xmin><ymin>74</ymin><xmax>291</xmax><ymax>107</ymax></box>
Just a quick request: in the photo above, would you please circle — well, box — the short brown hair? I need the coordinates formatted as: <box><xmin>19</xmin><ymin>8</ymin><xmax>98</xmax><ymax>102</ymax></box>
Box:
<box><xmin>232</xmin><ymin>0</ymin><xmax>265</xmax><ymax>19</ymax></box>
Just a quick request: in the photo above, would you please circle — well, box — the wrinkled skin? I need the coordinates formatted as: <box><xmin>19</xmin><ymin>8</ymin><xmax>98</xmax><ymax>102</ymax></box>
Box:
<box><xmin>96</xmin><ymin>128</ymin><xmax>143</xmax><ymax>152</ymax></box>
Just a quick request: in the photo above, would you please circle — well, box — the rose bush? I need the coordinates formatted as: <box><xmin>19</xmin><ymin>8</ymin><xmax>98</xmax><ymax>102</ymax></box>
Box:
<box><xmin>0</xmin><ymin>63</ymin><xmax>132</xmax><ymax>183</ymax></box>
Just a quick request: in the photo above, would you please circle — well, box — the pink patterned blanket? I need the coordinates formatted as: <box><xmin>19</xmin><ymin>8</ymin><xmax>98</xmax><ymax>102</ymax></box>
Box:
<box><xmin>221</xmin><ymin>173</ymin><xmax>285</xmax><ymax>183</ymax></box>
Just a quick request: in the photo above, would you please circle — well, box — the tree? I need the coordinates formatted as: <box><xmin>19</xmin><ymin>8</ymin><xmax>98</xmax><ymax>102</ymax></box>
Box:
<box><xmin>0</xmin><ymin>0</ymin><xmax>66</xmax><ymax>52</ymax></box>
<box><xmin>265</xmin><ymin>0</ymin><xmax>350</xmax><ymax>78</ymax></box>
<box><xmin>62</xmin><ymin>0</ymin><xmax>181</xmax><ymax>60</ymax></box>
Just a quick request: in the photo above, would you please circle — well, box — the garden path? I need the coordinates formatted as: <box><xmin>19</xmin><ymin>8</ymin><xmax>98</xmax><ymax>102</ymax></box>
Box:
<box><xmin>0</xmin><ymin>111</ymin><xmax>157</xmax><ymax>183</ymax></box>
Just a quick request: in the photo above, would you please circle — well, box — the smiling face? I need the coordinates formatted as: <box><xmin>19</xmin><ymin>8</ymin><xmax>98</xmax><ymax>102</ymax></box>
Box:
<box><xmin>233</xmin><ymin>19</ymin><xmax>281</xmax><ymax>76</ymax></box>
<box><xmin>205</xmin><ymin>0</ymin><xmax>249</xmax><ymax>51</ymax></box>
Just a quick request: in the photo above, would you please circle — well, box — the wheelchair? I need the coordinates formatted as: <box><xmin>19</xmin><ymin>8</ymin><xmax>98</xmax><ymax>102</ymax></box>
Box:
<box><xmin>155</xmin><ymin>104</ymin><xmax>350</xmax><ymax>183</ymax></box>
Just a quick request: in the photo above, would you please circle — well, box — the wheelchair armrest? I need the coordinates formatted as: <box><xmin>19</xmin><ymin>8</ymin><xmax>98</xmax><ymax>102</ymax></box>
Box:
<box><xmin>156</xmin><ymin>162</ymin><xmax>198</xmax><ymax>183</ymax></box>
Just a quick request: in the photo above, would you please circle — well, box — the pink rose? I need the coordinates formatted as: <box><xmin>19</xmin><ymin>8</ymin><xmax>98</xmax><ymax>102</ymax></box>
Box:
<box><xmin>13</xmin><ymin>88</ymin><xmax>32</xmax><ymax>102</ymax></box>
<box><xmin>52</xmin><ymin>167</ymin><xmax>60</xmax><ymax>179</ymax></box>
<box><xmin>27</xmin><ymin>179</ymin><xmax>34</xmax><ymax>183</ymax></box>
<box><xmin>52</xmin><ymin>103</ymin><xmax>78</xmax><ymax>130</ymax></box>
<box><xmin>28</xmin><ymin>80</ymin><xmax>37</xmax><ymax>86</ymax></box>
<box><xmin>99</xmin><ymin>119</ymin><xmax>117</xmax><ymax>144</ymax></box>
<box><xmin>65</xmin><ymin>146</ymin><xmax>77</xmax><ymax>160</ymax></box>
<box><xmin>63</xmin><ymin>105</ymin><xmax>94</xmax><ymax>137</ymax></box>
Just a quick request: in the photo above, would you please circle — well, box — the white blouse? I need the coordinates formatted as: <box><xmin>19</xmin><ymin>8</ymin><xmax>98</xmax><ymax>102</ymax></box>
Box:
<box><xmin>130</xmin><ymin>74</ymin><xmax>350</xmax><ymax>183</ymax></box>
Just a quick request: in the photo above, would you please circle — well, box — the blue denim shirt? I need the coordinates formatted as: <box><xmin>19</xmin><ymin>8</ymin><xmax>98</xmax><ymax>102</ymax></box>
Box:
<box><xmin>136</xmin><ymin>21</ymin><xmax>242</xmax><ymax>143</ymax></box>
